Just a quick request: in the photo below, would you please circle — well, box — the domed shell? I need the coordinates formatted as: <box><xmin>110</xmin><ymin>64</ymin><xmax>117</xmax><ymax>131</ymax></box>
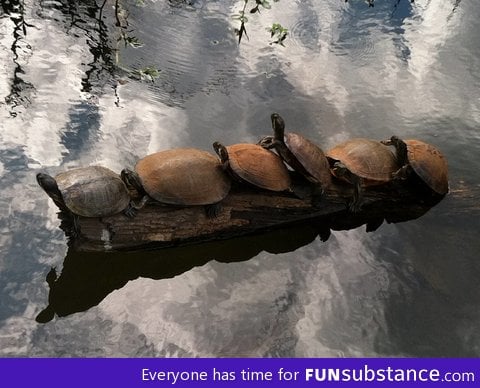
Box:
<box><xmin>404</xmin><ymin>139</ymin><xmax>449</xmax><ymax>195</ymax></box>
<box><xmin>326</xmin><ymin>138</ymin><xmax>398</xmax><ymax>185</ymax></box>
<box><xmin>135</xmin><ymin>148</ymin><xmax>231</xmax><ymax>205</ymax></box>
<box><xmin>226</xmin><ymin>143</ymin><xmax>291</xmax><ymax>191</ymax></box>
<box><xmin>55</xmin><ymin>166</ymin><xmax>130</xmax><ymax>217</ymax></box>
<box><xmin>284</xmin><ymin>133</ymin><xmax>331</xmax><ymax>187</ymax></box>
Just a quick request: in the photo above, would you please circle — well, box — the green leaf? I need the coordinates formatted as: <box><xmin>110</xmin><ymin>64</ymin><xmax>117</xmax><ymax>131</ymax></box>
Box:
<box><xmin>124</xmin><ymin>36</ymin><xmax>144</xmax><ymax>48</ymax></box>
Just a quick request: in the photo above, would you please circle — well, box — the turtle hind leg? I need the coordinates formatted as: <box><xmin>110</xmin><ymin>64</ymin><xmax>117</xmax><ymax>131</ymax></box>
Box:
<box><xmin>205</xmin><ymin>202</ymin><xmax>222</xmax><ymax>218</ymax></box>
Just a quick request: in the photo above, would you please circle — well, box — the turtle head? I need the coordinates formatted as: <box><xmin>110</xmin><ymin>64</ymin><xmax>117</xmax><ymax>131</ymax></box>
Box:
<box><xmin>120</xmin><ymin>168</ymin><xmax>144</xmax><ymax>193</ymax></box>
<box><xmin>36</xmin><ymin>173</ymin><xmax>65</xmax><ymax>205</ymax></box>
<box><xmin>36</xmin><ymin>173</ymin><xmax>57</xmax><ymax>192</ymax></box>
<box><xmin>271</xmin><ymin>112</ymin><xmax>285</xmax><ymax>140</ymax></box>
<box><xmin>382</xmin><ymin>136</ymin><xmax>408</xmax><ymax>166</ymax></box>
<box><xmin>257</xmin><ymin>135</ymin><xmax>275</xmax><ymax>150</ymax></box>
<box><xmin>382</xmin><ymin>136</ymin><xmax>400</xmax><ymax>146</ymax></box>
<box><xmin>213</xmin><ymin>141</ymin><xmax>229</xmax><ymax>165</ymax></box>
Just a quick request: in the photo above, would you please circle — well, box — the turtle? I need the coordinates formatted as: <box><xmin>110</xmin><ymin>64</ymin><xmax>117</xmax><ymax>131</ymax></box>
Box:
<box><xmin>212</xmin><ymin>142</ymin><xmax>292</xmax><ymax>192</ymax></box>
<box><xmin>259</xmin><ymin>112</ymin><xmax>331</xmax><ymax>200</ymax></box>
<box><xmin>326</xmin><ymin>138</ymin><xmax>399</xmax><ymax>212</ymax></box>
<box><xmin>381</xmin><ymin>136</ymin><xmax>449</xmax><ymax>196</ymax></box>
<box><xmin>121</xmin><ymin>148</ymin><xmax>231</xmax><ymax>218</ymax></box>
<box><xmin>36</xmin><ymin>166</ymin><xmax>136</xmax><ymax>218</ymax></box>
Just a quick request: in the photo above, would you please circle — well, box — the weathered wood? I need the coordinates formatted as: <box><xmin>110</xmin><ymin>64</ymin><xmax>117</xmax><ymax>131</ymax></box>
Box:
<box><xmin>56</xmin><ymin>176</ymin><xmax>453</xmax><ymax>252</ymax></box>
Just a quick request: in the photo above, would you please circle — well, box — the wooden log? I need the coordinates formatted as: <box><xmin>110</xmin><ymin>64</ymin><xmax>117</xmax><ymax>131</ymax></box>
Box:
<box><xmin>56</xmin><ymin>176</ymin><xmax>451</xmax><ymax>252</ymax></box>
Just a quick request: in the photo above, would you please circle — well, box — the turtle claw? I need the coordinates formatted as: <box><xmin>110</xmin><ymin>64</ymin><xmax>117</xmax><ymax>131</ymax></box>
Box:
<box><xmin>348</xmin><ymin>196</ymin><xmax>364</xmax><ymax>213</ymax></box>
<box><xmin>123</xmin><ymin>206</ymin><xmax>137</xmax><ymax>218</ymax></box>
<box><xmin>348</xmin><ymin>201</ymin><xmax>362</xmax><ymax>213</ymax></box>
<box><xmin>63</xmin><ymin>213</ymin><xmax>82</xmax><ymax>239</ymax></box>
<box><xmin>205</xmin><ymin>203</ymin><xmax>222</xmax><ymax>218</ymax></box>
<box><xmin>123</xmin><ymin>196</ymin><xmax>148</xmax><ymax>218</ymax></box>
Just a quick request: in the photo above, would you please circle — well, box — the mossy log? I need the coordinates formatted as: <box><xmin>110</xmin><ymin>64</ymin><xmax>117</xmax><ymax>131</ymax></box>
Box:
<box><xmin>58</xmin><ymin>175</ymin><xmax>451</xmax><ymax>252</ymax></box>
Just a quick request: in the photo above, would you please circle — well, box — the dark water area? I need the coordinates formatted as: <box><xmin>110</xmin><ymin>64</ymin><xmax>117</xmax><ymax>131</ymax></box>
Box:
<box><xmin>0</xmin><ymin>0</ymin><xmax>479</xmax><ymax>357</ymax></box>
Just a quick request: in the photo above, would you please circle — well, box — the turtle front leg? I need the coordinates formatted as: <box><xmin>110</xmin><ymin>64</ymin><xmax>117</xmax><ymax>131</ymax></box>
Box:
<box><xmin>205</xmin><ymin>202</ymin><xmax>222</xmax><ymax>218</ymax></box>
<box><xmin>122</xmin><ymin>196</ymin><xmax>149</xmax><ymax>218</ymax></box>
<box><xmin>332</xmin><ymin>162</ymin><xmax>363</xmax><ymax>212</ymax></box>
<box><xmin>349</xmin><ymin>176</ymin><xmax>364</xmax><ymax>213</ymax></box>
<box><xmin>392</xmin><ymin>164</ymin><xmax>411</xmax><ymax>180</ymax></box>
<box><xmin>67</xmin><ymin>214</ymin><xmax>82</xmax><ymax>239</ymax></box>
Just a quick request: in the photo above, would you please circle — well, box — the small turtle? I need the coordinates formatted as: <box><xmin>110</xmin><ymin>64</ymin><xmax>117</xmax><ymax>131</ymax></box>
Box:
<box><xmin>326</xmin><ymin>138</ymin><xmax>399</xmax><ymax>212</ymax></box>
<box><xmin>260</xmin><ymin>113</ymin><xmax>331</xmax><ymax>188</ymax></box>
<box><xmin>37</xmin><ymin>166</ymin><xmax>136</xmax><ymax>218</ymax></box>
<box><xmin>121</xmin><ymin>148</ymin><xmax>231</xmax><ymax>218</ymax></box>
<box><xmin>213</xmin><ymin>142</ymin><xmax>291</xmax><ymax>192</ymax></box>
<box><xmin>382</xmin><ymin>136</ymin><xmax>449</xmax><ymax>195</ymax></box>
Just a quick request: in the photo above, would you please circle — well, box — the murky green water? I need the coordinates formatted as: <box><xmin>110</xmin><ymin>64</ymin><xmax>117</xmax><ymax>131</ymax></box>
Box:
<box><xmin>1</xmin><ymin>0</ymin><xmax>479</xmax><ymax>357</ymax></box>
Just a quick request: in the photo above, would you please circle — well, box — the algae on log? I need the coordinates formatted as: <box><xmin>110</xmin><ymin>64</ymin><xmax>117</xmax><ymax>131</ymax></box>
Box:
<box><xmin>57</xmin><ymin>180</ymin><xmax>445</xmax><ymax>252</ymax></box>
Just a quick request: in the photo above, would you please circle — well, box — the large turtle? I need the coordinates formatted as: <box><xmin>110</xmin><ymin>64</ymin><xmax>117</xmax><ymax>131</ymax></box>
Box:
<box><xmin>259</xmin><ymin>113</ymin><xmax>331</xmax><ymax>191</ymax></box>
<box><xmin>212</xmin><ymin>142</ymin><xmax>291</xmax><ymax>192</ymax></box>
<box><xmin>326</xmin><ymin>138</ymin><xmax>399</xmax><ymax>212</ymax></box>
<box><xmin>381</xmin><ymin>136</ymin><xmax>449</xmax><ymax>195</ymax></box>
<box><xmin>36</xmin><ymin>166</ymin><xmax>135</xmax><ymax>218</ymax></box>
<box><xmin>121</xmin><ymin>148</ymin><xmax>231</xmax><ymax>218</ymax></box>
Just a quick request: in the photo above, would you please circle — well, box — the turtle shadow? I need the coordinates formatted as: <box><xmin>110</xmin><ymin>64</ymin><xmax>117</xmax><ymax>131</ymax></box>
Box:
<box><xmin>35</xmin><ymin>194</ymin><xmax>443</xmax><ymax>323</ymax></box>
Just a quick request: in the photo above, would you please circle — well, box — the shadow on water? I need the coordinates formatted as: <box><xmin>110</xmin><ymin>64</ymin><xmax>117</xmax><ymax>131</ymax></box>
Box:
<box><xmin>36</xmin><ymin>197</ymin><xmax>441</xmax><ymax>324</ymax></box>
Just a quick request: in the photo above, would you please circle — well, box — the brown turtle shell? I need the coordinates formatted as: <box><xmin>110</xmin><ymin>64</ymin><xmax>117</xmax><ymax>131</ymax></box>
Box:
<box><xmin>56</xmin><ymin>166</ymin><xmax>130</xmax><ymax>217</ymax></box>
<box><xmin>135</xmin><ymin>148</ymin><xmax>231</xmax><ymax>205</ymax></box>
<box><xmin>326</xmin><ymin>138</ymin><xmax>398</xmax><ymax>186</ymax></box>
<box><xmin>284</xmin><ymin>133</ymin><xmax>331</xmax><ymax>187</ymax></box>
<box><xmin>404</xmin><ymin>139</ymin><xmax>449</xmax><ymax>195</ymax></box>
<box><xmin>226</xmin><ymin>143</ymin><xmax>291</xmax><ymax>191</ymax></box>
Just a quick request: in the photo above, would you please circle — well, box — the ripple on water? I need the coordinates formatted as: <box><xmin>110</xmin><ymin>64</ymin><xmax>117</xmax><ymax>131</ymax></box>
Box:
<box><xmin>289</xmin><ymin>16</ymin><xmax>321</xmax><ymax>51</ymax></box>
<box><xmin>331</xmin><ymin>24</ymin><xmax>377</xmax><ymax>65</ymax></box>
<box><xmin>120</xmin><ymin>3</ymin><xmax>239</xmax><ymax>108</ymax></box>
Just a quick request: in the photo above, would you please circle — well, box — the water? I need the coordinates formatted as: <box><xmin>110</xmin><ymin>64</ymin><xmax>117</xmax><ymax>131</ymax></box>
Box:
<box><xmin>1</xmin><ymin>0</ymin><xmax>479</xmax><ymax>357</ymax></box>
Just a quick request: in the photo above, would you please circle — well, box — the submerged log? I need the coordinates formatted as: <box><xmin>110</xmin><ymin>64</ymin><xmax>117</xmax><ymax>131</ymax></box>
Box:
<box><xmin>57</xmin><ymin>175</ymin><xmax>448</xmax><ymax>252</ymax></box>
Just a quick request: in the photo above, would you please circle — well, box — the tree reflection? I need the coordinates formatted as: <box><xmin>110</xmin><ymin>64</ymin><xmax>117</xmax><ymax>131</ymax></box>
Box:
<box><xmin>2</xmin><ymin>0</ymin><xmax>121</xmax><ymax>115</ymax></box>
<box><xmin>2</xmin><ymin>0</ymin><xmax>35</xmax><ymax>117</ymax></box>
